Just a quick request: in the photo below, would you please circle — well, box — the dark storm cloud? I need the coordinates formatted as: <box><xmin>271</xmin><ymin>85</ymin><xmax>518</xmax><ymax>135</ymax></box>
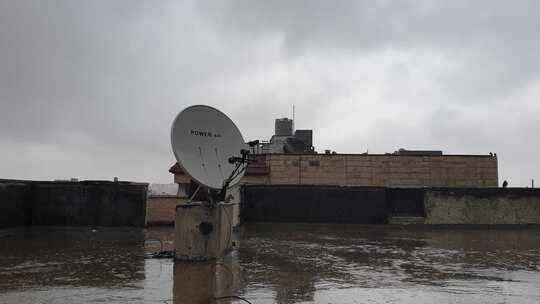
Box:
<box><xmin>203</xmin><ymin>0</ymin><xmax>540</xmax><ymax>99</ymax></box>
<box><xmin>0</xmin><ymin>0</ymin><xmax>539</xmax><ymax>185</ymax></box>
<box><xmin>1</xmin><ymin>1</ymin><xmax>144</xmax><ymax>144</ymax></box>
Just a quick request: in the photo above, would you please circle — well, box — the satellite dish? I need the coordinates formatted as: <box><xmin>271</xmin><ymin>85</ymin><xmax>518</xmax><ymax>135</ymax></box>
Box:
<box><xmin>171</xmin><ymin>105</ymin><xmax>247</xmax><ymax>190</ymax></box>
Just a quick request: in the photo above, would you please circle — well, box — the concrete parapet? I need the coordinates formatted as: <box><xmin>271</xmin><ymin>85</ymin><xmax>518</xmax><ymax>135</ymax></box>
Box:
<box><xmin>0</xmin><ymin>182</ymin><xmax>31</xmax><ymax>228</ymax></box>
<box><xmin>424</xmin><ymin>189</ymin><xmax>540</xmax><ymax>224</ymax></box>
<box><xmin>0</xmin><ymin>179</ymin><xmax>148</xmax><ymax>227</ymax></box>
<box><xmin>32</xmin><ymin>181</ymin><xmax>147</xmax><ymax>226</ymax></box>
<box><xmin>387</xmin><ymin>215</ymin><xmax>425</xmax><ymax>225</ymax></box>
<box><xmin>241</xmin><ymin>185</ymin><xmax>388</xmax><ymax>224</ymax></box>
<box><xmin>241</xmin><ymin>185</ymin><xmax>540</xmax><ymax>225</ymax></box>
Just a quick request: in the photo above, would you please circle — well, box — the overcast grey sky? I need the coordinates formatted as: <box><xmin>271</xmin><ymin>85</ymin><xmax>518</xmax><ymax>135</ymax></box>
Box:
<box><xmin>1</xmin><ymin>0</ymin><xmax>539</xmax><ymax>185</ymax></box>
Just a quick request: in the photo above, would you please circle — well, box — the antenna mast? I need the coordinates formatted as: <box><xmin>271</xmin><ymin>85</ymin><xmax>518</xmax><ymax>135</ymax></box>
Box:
<box><xmin>292</xmin><ymin>104</ymin><xmax>295</xmax><ymax>131</ymax></box>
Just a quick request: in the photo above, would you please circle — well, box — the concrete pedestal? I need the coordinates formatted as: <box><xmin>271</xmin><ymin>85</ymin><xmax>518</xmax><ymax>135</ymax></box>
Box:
<box><xmin>174</xmin><ymin>202</ymin><xmax>234</xmax><ymax>261</ymax></box>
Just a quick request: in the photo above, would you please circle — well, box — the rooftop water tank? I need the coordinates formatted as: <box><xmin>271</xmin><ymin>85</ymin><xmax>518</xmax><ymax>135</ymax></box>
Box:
<box><xmin>275</xmin><ymin>118</ymin><xmax>293</xmax><ymax>136</ymax></box>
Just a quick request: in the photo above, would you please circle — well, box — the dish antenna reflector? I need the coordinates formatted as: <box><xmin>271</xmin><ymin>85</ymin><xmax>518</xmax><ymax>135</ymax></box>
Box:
<box><xmin>171</xmin><ymin>105</ymin><xmax>247</xmax><ymax>191</ymax></box>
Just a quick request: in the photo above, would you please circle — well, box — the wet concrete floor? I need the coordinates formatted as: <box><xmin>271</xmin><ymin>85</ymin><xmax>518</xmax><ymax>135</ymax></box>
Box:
<box><xmin>1</xmin><ymin>224</ymin><xmax>540</xmax><ymax>303</ymax></box>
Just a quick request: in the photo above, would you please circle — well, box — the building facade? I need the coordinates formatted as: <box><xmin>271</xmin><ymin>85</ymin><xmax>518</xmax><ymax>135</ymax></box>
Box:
<box><xmin>170</xmin><ymin>153</ymin><xmax>498</xmax><ymax>188</ymax></box>
<box><xmin>157</xmin><ymin>117</ymin><xmax>499</xmax><ymax>226</ymax></box>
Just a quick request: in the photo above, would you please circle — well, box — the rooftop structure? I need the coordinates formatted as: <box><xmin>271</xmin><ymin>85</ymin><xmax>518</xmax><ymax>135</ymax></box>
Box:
<box><xmin>168</xmin><ymin>116</ymin><xmax>499</xmax><ymax>189</ymax></box>
<box><xmin>255</xmin><ymin>117</ymin><xmax>314</xmax><ymax>154</ymax></box>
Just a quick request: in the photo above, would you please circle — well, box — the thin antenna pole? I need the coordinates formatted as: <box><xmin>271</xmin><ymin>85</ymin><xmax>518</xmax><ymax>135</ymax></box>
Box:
<box><xmin>292</xmin><ymin>104</ymin><xmax>295</xmax><ymax>131</ymax></box>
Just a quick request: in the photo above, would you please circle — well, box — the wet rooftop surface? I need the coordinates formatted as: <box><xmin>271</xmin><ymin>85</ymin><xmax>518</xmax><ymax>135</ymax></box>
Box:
<box><xmin>1</xmin><ymin>224</ymin><xmax>540</xmax><ymax>303</ymax></box>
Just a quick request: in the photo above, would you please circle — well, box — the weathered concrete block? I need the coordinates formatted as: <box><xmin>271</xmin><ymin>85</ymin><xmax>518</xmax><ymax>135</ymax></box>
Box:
<box><xmin>174</xmin><ymin>202</ymin><xmax>233</xmax><ymax>261</ymax></box>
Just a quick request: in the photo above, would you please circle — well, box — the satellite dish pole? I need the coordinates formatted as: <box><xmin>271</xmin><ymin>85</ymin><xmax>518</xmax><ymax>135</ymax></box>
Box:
<box><xmin>170</xmin><ymin>105</ymin><xmax>254</xmax><ymax>261</ymax></box>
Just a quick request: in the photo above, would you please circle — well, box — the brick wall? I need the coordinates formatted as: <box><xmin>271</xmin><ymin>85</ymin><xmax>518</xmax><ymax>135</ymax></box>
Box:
<box><xmin>171</xmin><ymin>153</ymin><xmax>498</xmax><ymax>189</ymax></box>
<box><xmin>241</xmin><ymin>175</ymin><xmax>271</xmax><ymax>185</ymax></box>
<box><xmin>267</xmin><ymin>154</ymin><xmax>498</xmax><ymax>188</ymax></box>
<box><xmin>146</xmin><ymin>196</ymin><xmax>187</xmax><ymax>225</ymax></box>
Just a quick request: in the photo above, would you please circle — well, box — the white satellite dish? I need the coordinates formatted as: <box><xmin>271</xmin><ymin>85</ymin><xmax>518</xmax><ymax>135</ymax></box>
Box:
<box><xmin>170</xmin><ymin>105</ymin><xmax>247</xmax><ymax>190</ymax></box>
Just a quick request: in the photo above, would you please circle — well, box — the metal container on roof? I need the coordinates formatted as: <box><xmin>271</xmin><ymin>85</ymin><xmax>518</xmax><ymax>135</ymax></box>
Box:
<box><xmin>294</xmin><ymin>129</ymin><xmax>313</xmax><ymax>148</ymax></box>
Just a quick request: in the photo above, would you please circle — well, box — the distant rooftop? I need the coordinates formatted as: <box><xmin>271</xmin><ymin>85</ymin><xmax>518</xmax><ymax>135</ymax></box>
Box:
<box><xmin>148</xmin><ymin>183</ymin><xmax>178</xmax><ymax>197</ymax></box>
<box><xmin>391</xmin><ymin>148</ymin><xmax>443</xmax><ymax>156</ymax></box>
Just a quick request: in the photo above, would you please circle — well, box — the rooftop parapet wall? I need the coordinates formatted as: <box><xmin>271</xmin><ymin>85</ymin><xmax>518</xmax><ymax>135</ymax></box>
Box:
<box><xmin>424</xmin><ymin>188</ymin><xmax>540</xmax><ymax>224</ymax></box>
<box><xmin>170</xmin><ymin>153</ymin><xmax>497</xmax><ymax>188</ymax></box>
<box><xmin>241</xmin><ymin>185</ymin><xmax>540</xmax><ymax>225</ymax></box>
<box><xmin>0</xmin><ymin>182</ymin><xmax>32</xmax><ymax>228</ymax></box>
<box><xmin>267</xmin><ymin>154</ymin><xmax>498</xmax><ymax>188</ymax></box>
<box><xmin>0</xmin><ymin>180</ymin><xmax>148</xmax><ymax>227</ymax></box>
